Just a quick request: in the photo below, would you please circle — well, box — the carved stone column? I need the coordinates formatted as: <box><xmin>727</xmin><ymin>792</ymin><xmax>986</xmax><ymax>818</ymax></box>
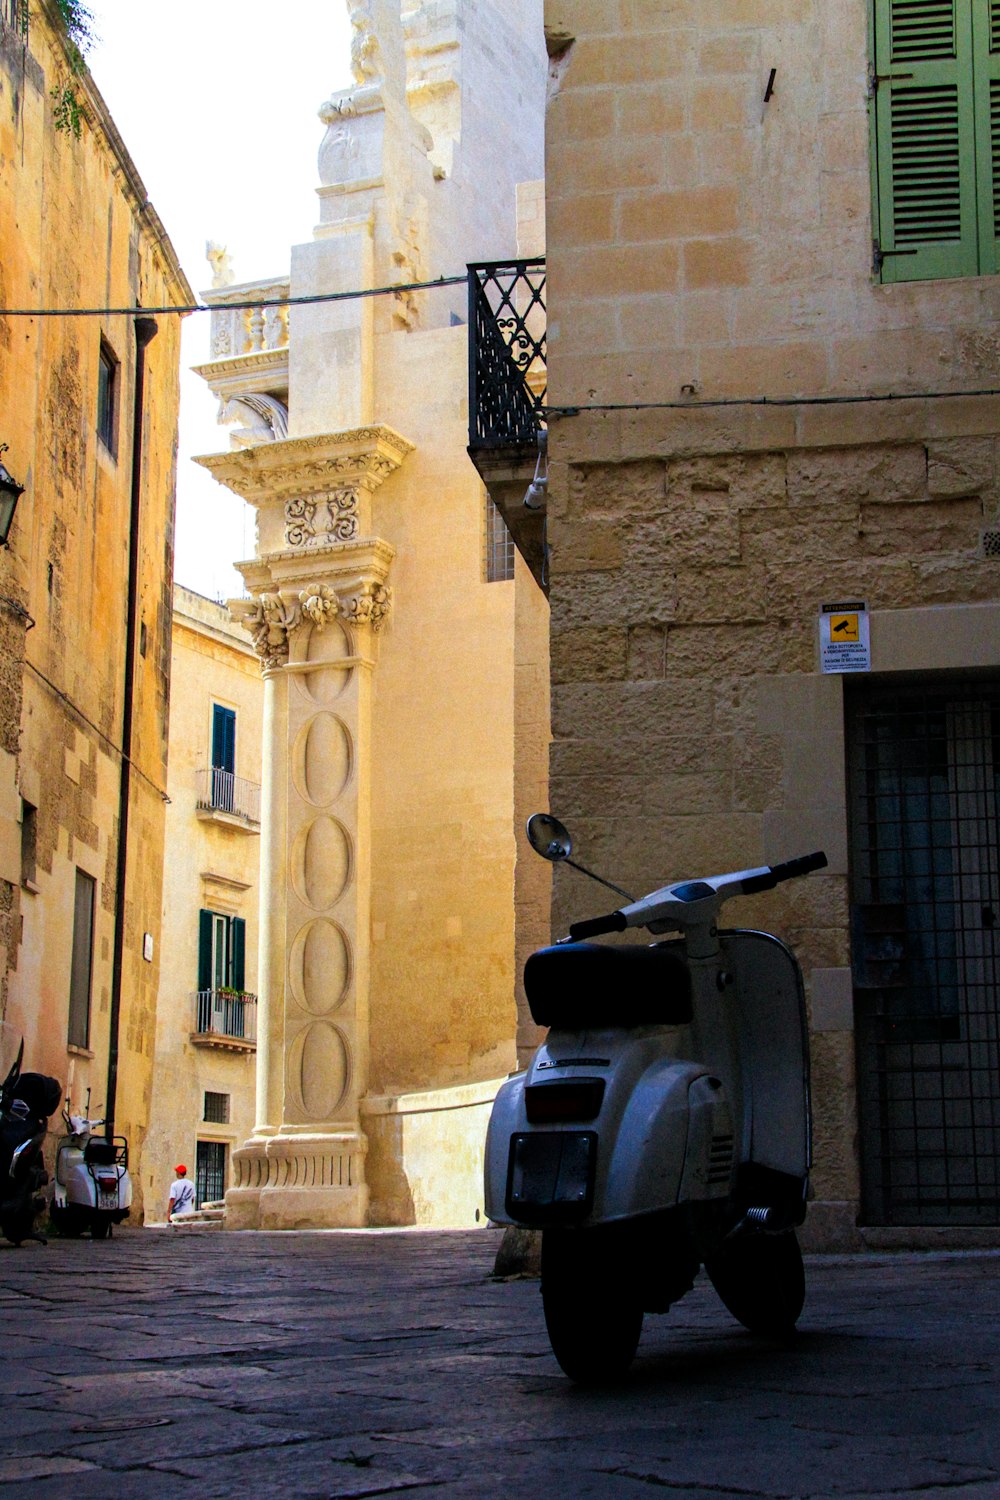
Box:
<box><xmin>198</xmin><ymin>428</ymin><xmax>411</xmax><ymax>1229</ymax></box>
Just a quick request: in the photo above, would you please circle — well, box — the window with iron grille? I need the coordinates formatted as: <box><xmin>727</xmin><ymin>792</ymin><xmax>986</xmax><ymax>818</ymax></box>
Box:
<box><xmin>203</xmin><ymin>1091</ymin><xmax>230</xmax><ymax>1124</ymax></box>
<box><xmin>484</xmin><ymin>495</ymin><xmax>515</xmax><ymax>582</ymax></box>
<box><xmin>196</xmin><ymin>1140</ymin><xmax>227</xmax><ymax>1207</ymax></box>
<box><xmin>847</xmin><ymin>674</ymin><xmax>1000</xmax><ymax>1226</ymax></box>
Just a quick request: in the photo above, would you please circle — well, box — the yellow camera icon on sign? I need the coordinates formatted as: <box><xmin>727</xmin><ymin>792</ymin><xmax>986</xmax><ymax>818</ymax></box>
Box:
<box><xmin>829</xmin><ymin>613</ymin><xmax>859</xmax><ymax>643</ymax></box>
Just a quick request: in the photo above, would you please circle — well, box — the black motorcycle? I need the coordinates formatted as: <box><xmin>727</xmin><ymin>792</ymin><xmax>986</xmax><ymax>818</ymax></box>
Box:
<box><xmin>1</xmin><ymin>1028</ymin><xmax>61</xmax><ymax>1246</ymax></box>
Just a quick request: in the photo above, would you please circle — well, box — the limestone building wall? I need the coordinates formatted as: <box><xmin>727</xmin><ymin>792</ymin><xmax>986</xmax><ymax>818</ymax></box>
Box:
<box><xmin>0</xmin><ymin>1</ymin><xmax>191</xmax><ymax>1218</ymax></box>
<box><xmin>196</xmin><ymin>0</ymin><xmax>549</xmax><ymax>1228</ymax></box>
<box><xmin>543</xmin><ymin>1</ymin><xmax>1000</xmax><ymax>1246</ymax></box>
<box><xmin>143</xmin><ymin>587</ymin><xmax>263</xmax><ymax>1221</ymax></box>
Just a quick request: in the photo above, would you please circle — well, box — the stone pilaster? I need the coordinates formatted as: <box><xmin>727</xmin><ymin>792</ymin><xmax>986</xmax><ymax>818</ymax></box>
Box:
<box><xmin>198</xmin><ymin>429</ymin><xmax>411</xmax><ymax>1230</ymax></box>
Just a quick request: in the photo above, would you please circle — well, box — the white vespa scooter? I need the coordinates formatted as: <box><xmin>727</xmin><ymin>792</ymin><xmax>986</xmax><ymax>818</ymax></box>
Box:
<box><xmin>51</xmin><ymin>1094</ymin><xmax>132</xmax><ymax>1240</ymax></box>
<box><xmin>485</xmin><ymin>814</ymin><xmax>826</xmax><ymax>1383</ymax></box>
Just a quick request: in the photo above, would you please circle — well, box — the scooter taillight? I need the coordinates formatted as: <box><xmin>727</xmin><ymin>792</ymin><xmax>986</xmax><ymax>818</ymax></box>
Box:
<box><xmin>524</xmin><ymin>1078</ymin><xmax>605</xmax><ymax>1123</ymax></box>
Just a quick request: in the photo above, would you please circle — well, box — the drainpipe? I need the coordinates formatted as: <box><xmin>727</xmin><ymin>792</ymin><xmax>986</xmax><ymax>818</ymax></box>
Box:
<box><xmin>106</xmin><ymin>314</ymin><xmax>158</xmax><ymax>1139</ymax></box>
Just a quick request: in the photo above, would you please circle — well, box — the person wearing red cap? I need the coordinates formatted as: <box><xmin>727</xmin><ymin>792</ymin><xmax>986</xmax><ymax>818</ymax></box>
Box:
<box><xmin>167</xmin><ymin>1163</ymin><xmax>196</xmax><ymax>1220</ymax></box>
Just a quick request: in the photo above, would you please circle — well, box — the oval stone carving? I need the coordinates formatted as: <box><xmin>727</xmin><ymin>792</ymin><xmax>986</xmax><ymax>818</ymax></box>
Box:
<box><xmin>300</xmin><ymin>620</ymin><xmax>353</xmax><ymax>705</ymax></box>
<box><xmin>291</xmin><ymin>713</ymin><xmax>353</xmax><ymax>807</ymax></box>
<box><xmin>288</xmin><ymin>1021</ymin><xmax>350</xmax><ymax>1120</ymax></box>
<box><xmin>288</xmin><ymin>919</ymin><xmax>351</xmax><ymax>1016</ymax></box>
<box><xmin>290</xmin><ymin>816</ymin><xmax>352</xmax><ymax>910</ymax></box>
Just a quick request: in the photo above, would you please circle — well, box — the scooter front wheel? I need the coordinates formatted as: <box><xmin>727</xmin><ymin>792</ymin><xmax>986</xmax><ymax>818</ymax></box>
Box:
<box><xmin>705</xmin><ymin>1229</ymin><xmax>805</xmax><ymax>1337</ymax></box>
<box><xmin>541</xmin><ymin>1227</ymin><xmax>644</xmax><ymax>1384</ymax></box>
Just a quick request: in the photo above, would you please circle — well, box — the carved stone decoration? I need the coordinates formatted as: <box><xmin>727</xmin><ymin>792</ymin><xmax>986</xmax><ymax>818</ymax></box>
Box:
<box><xmin>300</xmin><ymin>583</ymin><xmax>340</xmax><ymax>629</ymax></box>
<box><xmin>222</xmin><ymin>394</ymin><xmax>290</xmax><ymax>449</ymax></box>
<box><xmin>206</xmin><ymin>240</ymin><xmax>235</xmax><ymax>288</ymax></box>
<box><xmin>285</xmin><ymin>497</ymin><xmax>318</xmax><ymax>547</ymax></box>
<box><xmin>341</xmin><ymin>583</ymin><xmax>392</xmax><ymax>633</ymax></box>
<box><xmin>348</xmin><ymin>1</ymin><xmax>383</xmax><ymax>89</ymax></box>
<box><xmin>231</xmin><ymin>592</ymin><xmax>302</xmax><ymax>670</ymax></box>
<box><xmin>327</xmin><ymin>489</ymin><xmax>359</xmax><ymax>541</ymax></box>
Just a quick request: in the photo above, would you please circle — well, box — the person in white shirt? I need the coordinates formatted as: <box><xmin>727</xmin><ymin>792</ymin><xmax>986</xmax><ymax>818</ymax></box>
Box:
<box><xmin>167</xmin><ymin>1164</ymin><xmax>196</xmax><ymax>1219</ymax></box>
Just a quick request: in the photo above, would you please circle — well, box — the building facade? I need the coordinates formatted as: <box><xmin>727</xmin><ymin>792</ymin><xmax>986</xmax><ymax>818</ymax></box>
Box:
<box><xmin>143</xmin><ymin>586</ymin><xmax>263</xmax><ymax>1221</ymax></box>
<box><xmin>534</xmin><ymin>0</ymin><xmax>1000</xmax><ymax>1247</ymax></box>
<box><xmin>194</xmin><ymin>0</ymin><xmax>550</xmax><ymax>1229</ymax></box>
<box><xmin>0</xmin><ymin>0</ymin><xmax>191</xmax><ymax>1218</ymax></box>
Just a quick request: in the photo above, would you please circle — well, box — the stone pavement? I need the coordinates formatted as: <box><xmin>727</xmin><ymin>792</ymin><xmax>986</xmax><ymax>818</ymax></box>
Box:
<box><xmin>1</xmin><ymin>1229</ymin><xmax>998</xmax><ymax>1500</ymax></box>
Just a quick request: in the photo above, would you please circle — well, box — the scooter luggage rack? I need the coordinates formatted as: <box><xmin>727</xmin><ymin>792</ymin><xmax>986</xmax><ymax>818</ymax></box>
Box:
<box><xmin>83</xmin><ymin>1136</ymin><xmax>128</xmax><ymax>1168</ymax></box>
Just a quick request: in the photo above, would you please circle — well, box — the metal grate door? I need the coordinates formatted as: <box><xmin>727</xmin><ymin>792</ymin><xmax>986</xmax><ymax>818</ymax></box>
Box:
<box><xmin>847</xmin><ymin>675</ymin><xmax>1000</xmax><ymax>1225</ymax></box>
<box><xmin>195</xmin><ymin>1140</ymin><xmax>227</xmax><ymax>1208</ymax></box>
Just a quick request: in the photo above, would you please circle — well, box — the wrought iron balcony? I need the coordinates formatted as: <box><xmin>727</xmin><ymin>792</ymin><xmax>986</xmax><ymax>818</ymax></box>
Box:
<box><xmin>467</xmin><ymin>259</ymin><xmax>547</xmax><ymax>590</ymax></box>
<box><xmin>192</xmin><ymin>989</ymin><xmax>257</xmax><ymax>1051</ymax></box>
<box><xmin>468</xmin><ymin>259</ymin><xmax>546</xmax><ymax>450</ymax></box>
<box><xmin>195</xmin><ymin>768</ymin><xmax>261</xmax><ymax>828</ymax></box>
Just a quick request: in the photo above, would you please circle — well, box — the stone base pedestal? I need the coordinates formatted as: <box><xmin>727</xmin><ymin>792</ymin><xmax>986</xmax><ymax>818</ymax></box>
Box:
<box><xmin>225</xmin><ymin>1130</ymin><xmax>368</xmax><ymax>1230</ymax></box>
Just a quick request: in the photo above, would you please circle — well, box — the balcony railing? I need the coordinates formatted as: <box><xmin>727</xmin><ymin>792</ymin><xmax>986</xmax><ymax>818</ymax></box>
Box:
<box><xmin>468</xmin><ymin>259</ymin><xmax>546</xmax><ymax>450</ymax></box>
<box><xmin>193</xmin><ymin>989</ymin><xmax>257</xmax><ymax>1048</ymax></box>
<box><xmin>206</xmin><ymin>279</ymin><xmax>290</xmax><ymax>362</ymax></box>
<box><xmin>196</xmin><ymin>768</ymin><xmax>261</xmax><ymax>826</ymax></box>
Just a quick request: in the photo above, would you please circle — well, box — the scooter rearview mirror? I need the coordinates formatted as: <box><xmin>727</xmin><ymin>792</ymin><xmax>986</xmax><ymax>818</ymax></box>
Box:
<box><xmin>526</xmin><ymin>812</ymin><xmax>573</xmax><ymax>862</ymax></box>
<box><xmin>526</xmin><ymin>812</ymin><xmax>635</xmax><ymax>903</ymax></box>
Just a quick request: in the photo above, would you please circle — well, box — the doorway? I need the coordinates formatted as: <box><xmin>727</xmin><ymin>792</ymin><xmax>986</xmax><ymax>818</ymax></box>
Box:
<box><xmin>847</xmin><ymin>675</ymin><xmax>1000</xmax><ymax>1225</ymax></box>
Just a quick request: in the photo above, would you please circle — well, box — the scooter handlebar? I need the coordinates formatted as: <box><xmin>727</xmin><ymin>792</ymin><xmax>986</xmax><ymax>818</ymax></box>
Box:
<box><xmin>741</xmin><ymin>849</ymin><xmax>827</xmax><ymax>894</ymax></box>
<box><xmin>568</xmin><ymin>911</ymin><xmax>628</xmax><ymax>941</ymax></box>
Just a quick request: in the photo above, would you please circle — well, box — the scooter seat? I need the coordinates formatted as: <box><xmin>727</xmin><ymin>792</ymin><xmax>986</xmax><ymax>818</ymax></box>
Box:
<box><xmin>525</xmin><ymin>942</ymin><xmax>692</xmax><ymax>1029</ymax></box>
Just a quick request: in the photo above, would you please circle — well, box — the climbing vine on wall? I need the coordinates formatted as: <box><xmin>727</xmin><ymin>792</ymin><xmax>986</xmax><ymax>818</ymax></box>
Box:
<box><xmin>50</xmin><ymin>0</ymin><xmax>97</xmax><ymax>138</ymax></box>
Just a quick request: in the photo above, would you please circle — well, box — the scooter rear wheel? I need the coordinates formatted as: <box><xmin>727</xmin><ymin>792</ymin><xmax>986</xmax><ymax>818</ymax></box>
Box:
<box><xmin>705</xmin><ymin>1230</ymin><xmax>805</xmax><ymax>1337</ymax></box>
<box><xmin>90</xmin><ymin>1214</ymin><xmax>112</xmax><ymax>1240</ymax></box>
<box><xmin>541</xmin><ymin>1227</ymin><xmax>644</xmax><ymax>1384</ymax></box>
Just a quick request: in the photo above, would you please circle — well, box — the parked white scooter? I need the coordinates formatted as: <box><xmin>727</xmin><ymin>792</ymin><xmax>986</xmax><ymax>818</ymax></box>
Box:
<box><xmin>51</xmin><ymin>1094</ymin><xmax>132</xmax><ymax>1240</ymax></box>
<box><xmin>485</xmin><ymin>814</ymin><xmax>826</xmax><ymax>1383</ymax></box>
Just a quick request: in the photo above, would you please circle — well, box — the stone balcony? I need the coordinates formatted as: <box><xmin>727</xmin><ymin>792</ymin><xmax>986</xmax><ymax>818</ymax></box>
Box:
<box><xmin>191</xmin><ymin>989</ymin><xmax>258</xmax><ymax>1052</ymax></box>
<box><xmin>192</xmin><ymin>277</ymin><xmax>291</xmax><ymax>447</ymax></box>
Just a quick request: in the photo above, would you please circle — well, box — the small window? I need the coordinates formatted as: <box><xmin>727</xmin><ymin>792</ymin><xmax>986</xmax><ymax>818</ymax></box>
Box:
<box><xmin>68</xmin><ymin>869</ymin><xmax>96</xmax><ymax>1048</ymax></box>
<box><xmin>97</xmin><ymin>339</ymin><xmax>118</xmax><ymax>454</ymax></box>
<box><xmin>484</xmin><ymin>495</ymin><xmax>515</xmax><ymax>582</ymax></box>
<box><xmin>203</xmin><ymin>1091</ymin><xmax>230</xmax><ymax>1124</ymax></box>
<box><xmin>20</xmin><ymin>799</ymin><xmax>37</xmax><ymax>888</ymax></box>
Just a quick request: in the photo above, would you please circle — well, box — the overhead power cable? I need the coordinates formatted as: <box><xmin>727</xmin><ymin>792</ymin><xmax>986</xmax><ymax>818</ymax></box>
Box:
<box><xmin>546</xmin><ymin>387</ymin><xmax>1000</xmax><ymax>415</ymax></box>
<box><xmin>0</xmin><ymin>273</ymin><xmax>468</xmax><ymax>319</ymax></box>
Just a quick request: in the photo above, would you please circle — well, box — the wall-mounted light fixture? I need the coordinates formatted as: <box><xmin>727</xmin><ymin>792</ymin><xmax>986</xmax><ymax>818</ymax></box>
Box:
<box><xmin>0</xmin><ymin>445</ymin><xmax>25</xmax><ymax>547</ymax></box>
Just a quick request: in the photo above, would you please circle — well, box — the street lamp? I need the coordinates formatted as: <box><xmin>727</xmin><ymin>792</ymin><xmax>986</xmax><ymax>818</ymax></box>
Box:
<box><xmin>0</xmin><ymin>446</ymin><xmax>25</xmax><ymax>547</ymax></box>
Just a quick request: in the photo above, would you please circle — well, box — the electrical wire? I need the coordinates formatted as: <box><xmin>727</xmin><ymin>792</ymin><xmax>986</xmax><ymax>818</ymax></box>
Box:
<box><xmin>546</xmin><ymin>387</ymin><xmax>1000</xmax><ymax>415</ymax></box>
<box><xmin>23</xmin><ymin>658</ymin><xmax>170</xmax><ymax>804</ymax></box>
<box><xmin>0</xmin><ymin>274</ymin><xmax>467</xmax><ymax>319</ymax></box>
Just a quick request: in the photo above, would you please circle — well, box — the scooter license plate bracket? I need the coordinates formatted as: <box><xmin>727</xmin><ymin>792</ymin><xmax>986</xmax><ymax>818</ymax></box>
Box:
<box><xmin>505</xmin><ymin>1131</ymin><xmax>597</xmax><ymax>1225</ymax></box>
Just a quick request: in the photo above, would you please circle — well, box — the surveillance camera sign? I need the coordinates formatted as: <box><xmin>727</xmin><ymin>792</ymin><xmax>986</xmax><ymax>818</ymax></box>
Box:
<box><xmin>819</xmin><ymin>601</ymin><xmax>870</xmax><ymax>674</ymax></box>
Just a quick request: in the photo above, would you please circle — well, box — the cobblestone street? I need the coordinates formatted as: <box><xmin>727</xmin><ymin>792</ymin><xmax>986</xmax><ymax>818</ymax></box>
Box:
<box><xmin>1</xmin><ymin>1230</ymin><xmax>998</xmax><ymax>1499</ymax></box>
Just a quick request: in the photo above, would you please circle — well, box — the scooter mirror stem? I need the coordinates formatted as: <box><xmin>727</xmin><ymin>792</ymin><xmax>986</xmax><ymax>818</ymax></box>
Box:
<box><xmin>563</xmin><ymin>857</ymin><xmax>634</xmax><ymax>903</ymax></box>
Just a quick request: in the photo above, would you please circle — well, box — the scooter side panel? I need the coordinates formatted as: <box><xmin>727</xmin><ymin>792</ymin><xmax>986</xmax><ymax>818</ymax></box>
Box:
<box><xmin>721</xmin><ymin>930</ymin><xmax>810</xmax><ymax>1178</ymax></box>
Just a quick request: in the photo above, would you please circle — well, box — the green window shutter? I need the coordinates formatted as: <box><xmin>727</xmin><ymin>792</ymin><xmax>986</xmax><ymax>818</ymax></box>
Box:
<box><xmin>874</xmin><ymin>0</ymin><xmax>980</xmax><ymax>282</ymax></box>
<box><xmin>972</xmin><ymin>0</ymin><xmax>1000</xmax><ymax>270</ymax></box>
<box><xmin>230</xmin><ymin>917</ymin><xmax>246</xmax><ymax>992</ymax></box>
<box><xmin>198</xmin><ymin>909</ymin><xmax>213</xmax><ymax>992</ymax></box>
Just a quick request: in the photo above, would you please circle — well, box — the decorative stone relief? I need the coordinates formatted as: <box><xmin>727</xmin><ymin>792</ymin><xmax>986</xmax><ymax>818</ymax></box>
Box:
<box><xmin>328</xmin><ymin>489</ymin><xmax>360</xmax><ymax>541</ymax></box>
<box><xmin>299</xmin><ymin>582</ymin><xmax>339</xmax><ymax>627</ymax></box>
<box><xmin>221</xmin><ymin>394</ymin><xmax>289</xmax><ymax>448</ymax></box>
<box><xmin>230</xmin><ymin>592</ymin><xmax>301</xmax><ymax>670</ymax></box>
<box><xmin>285</xmin><ymin>497</ymin><xmax>318</xmax><ymax>547</ymax></box>
<box><xmin>341</xmin><ymin>583</ymin><xmax>392</xmax><ymax>633</ymax></box>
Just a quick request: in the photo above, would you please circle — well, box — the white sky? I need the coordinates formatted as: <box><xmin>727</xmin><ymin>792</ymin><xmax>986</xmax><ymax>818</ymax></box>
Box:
<box><xmin>85</xmin><ymin>3</ymin><xmax>353</xmax><ymax>601</ymax></box>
